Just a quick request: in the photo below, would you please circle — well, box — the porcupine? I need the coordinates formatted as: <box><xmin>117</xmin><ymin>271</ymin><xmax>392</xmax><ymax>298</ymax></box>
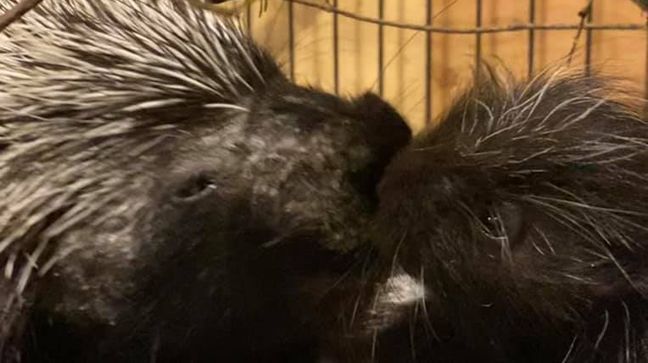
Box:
<box><xmin>373</xmin><ymin>66</ymin><xmax>648</xmax><ymax>362</ymax></box>
<box><xmin>0</xmin><ymin>0</ymin><xmax>412</xmax><ymax>361</ymax></box>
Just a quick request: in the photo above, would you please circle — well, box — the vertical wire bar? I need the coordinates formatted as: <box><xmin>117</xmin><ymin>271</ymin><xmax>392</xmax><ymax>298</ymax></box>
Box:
<box><xmin>378</xmin><ymin>0</ymin><xmax>385</xmax><ymax>97</ymax></box>
<box><xmin>644</xmin><ymin>17</ymin><xmax>648</xmax><ymax>117</ymax></box>
<box><xmin>424</xmin><ymin>0</ymin><xmax>433</xmax><ymax>125</ymax></box>
<box><xmin>527</xmin><ymin>0</ymin><xmax>535</xmax><ymax>79</ymax></box>
<box><xmin>333</xmin><ymin>0</ymin><xmax>340</xmax><ymax>95</ymax></box>
<box><xmin>585</xmin><ymin>2</ymin><xmax>593</xmax><ymax>76</ymax></box>
<box><xmin>475</xmin><ymin>0</ymin><xmax>483</xmax><ymax>79</ymax></box>
<box><xmin>288</xmin><ymin>0</ymin><xmax>295</xmax><ymax>81</ymax></box>
<box><xmin>246</xmin><ymin>3</ymin><xmax>252</xmax><ymax>34</ymax></box>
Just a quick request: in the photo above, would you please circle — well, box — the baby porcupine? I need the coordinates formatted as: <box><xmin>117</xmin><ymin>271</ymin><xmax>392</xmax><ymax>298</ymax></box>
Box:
<box><xmin>374</xmin><ymin>66</ymin><xmax>648</xmax><ymax>362</ymax></box>
<box><xmin>0</xmin><ymin>0</ymin><xmax>410</xmax><ymax>361</ymax></box>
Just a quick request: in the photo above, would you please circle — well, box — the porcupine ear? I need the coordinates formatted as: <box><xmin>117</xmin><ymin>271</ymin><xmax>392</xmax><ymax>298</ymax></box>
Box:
<box><xmin>346</xmin><ymin>93</ymin><xmax>412</xmax><ymax>205</ymax></box>
<box><xmin>353</xmin><ymin>92</ymin><xmax>412</xmax><ymax>162</ymax></box>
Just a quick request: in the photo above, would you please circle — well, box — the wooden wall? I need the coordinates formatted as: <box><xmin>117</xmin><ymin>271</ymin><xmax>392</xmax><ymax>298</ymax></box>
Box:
<box><xmin>246</xmin><ymin>0</ymin><xmax>647</xmax><ymax>131</ymax></box>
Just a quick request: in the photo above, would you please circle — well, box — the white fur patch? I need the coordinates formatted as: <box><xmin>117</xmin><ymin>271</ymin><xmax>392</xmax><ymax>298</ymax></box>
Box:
<box><xmin>380</xmin><ymin>273</ymin><xmax>427</xmax><ymax>306</ymax></box>
<box><xmin>364</xmin><ymin>272</ymin><xmax>427</xmax><ymax>332</ymax></box>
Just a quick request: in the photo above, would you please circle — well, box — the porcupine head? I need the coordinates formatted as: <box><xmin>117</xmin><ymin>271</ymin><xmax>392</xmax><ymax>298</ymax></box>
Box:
<box><xmin>0</xmin><ymin>0</ymin><xmax>411</xmax><ymax>361</ymax></box>
<box><xmin>375</xmin><ymin>66</ymin><xmax>648</xmax><ymax>362</ymax></box>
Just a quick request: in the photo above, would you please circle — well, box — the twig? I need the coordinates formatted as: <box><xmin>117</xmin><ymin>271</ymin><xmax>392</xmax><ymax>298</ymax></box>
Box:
<box><xmin>288</xmin><ymin>0</ymin><xmax>645</xmax><ymax>34</ymax></box>
<box><xmin>567</xmin><ymin>0</ymin><xmax>594</xmax><ymax>65</ymax></box>
<box><xmin>0</xmin><ymin>0</ymin><xmax>44</xmax><ymax>33</ymax></box>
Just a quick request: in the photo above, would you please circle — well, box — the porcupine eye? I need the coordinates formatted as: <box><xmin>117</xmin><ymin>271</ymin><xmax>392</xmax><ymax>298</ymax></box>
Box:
<box><xmin>481</xmin><ymin>201</ymin><xmax>525</xmax><ymax>247</ymax></box>
<box><xmin>173</xmin><ymin>172</ymin><xmax>217</xmax><ymax>202</ymax></box>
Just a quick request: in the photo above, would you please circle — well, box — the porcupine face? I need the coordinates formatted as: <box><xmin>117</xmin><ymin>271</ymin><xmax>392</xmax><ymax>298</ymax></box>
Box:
<box><xmin>375</xmin><ymin>68</ymin><xmax>648</xmax><ymax>362</ymax></box>
<box><xmin>0</xmin><ymin>1</ymin><xmax>410</xmax><ymax>361</ymax></box>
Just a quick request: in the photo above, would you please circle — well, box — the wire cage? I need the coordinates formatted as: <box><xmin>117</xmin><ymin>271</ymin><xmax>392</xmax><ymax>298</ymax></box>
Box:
<box><xmin>244</xmin><ymin>0</ymin><xmax>648</xmax><ymax>130</ymax></box>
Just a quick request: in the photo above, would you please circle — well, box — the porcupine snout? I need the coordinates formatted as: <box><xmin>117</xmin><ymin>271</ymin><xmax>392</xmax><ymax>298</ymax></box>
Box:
<box><xmin>371</xmin><ymin>66</ymin><xmax>648</xmax><ymax>362</ymax></box>
<box><xmin>0</xmin><ymin>1</ymin><xmax>412</xmax><ymax>361</ymax></box>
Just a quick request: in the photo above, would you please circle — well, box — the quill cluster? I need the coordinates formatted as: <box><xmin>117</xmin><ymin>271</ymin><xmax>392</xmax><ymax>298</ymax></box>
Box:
<box><xmin>0</xmin><ymin>0</ymin><xmax>410</xmax><ymax>361</ymax></box>
<box><xmin>375</xmin><ymin>66</ymin><xmax>648</xmax><ymax>362</ymax></box>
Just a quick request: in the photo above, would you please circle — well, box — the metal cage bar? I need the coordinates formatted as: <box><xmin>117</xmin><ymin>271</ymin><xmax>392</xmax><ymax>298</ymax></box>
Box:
<box><xmin>333</xmin><ymin>0</ymin><xmax>339</xmax><ymax>95</ymax></box>
<box><xmin>288</xmin><ymin>1</ymin><xmax>295</xmax><ymax>81</ymax></box>
<box><xmin>475</xmin><ymin>0</ymin><xmax>483</xmax><ymax>78</ymax></box>
<box><xmin>645</xmin><ymin>20</ymin><xmax>648</xmax><ymax>115</ymax></box>
<box><xmin>425</xmin><ymin>0</ymin><xmax>433</xmax><ymax>125</ymax></box>
<box><xmin>279</xmin><ymin>0</ymin><xmax>648</xmax><ymax>122</ymax></box>
<box><xmin>528</xmin><ymin>0</ymin><xmax>536</xmax><ymax>79</ymax></box>
<box><xmin>585</xmin><ymin>3</ymin><xmax>594</xmax><ymax>76</ymax></box>
<box><xmin>377</xmin><ymin>0</ymin><xmax>385</xmax><ymax>97</ymax></box>
<box><xmin>289</xmin><ymin>0</ymin><xmax>646</xmax><ymax>33</ymax></box>
<box><xmin>246</xmin><ymin>3</ymin><xmax>252</xmax><ymax>34</ymax></box>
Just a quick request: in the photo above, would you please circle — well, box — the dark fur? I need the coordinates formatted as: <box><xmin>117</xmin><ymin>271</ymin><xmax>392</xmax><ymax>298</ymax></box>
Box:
<box><xmin>374</xmin><ymin>67</ymin><xmax>648</xmax><ymax>362</ymax></box>
<box><xmin>0</xmin><ymin>1</ymin><xmax>410</xmax><ymax>361</ymax></box>
<box><xmin>5</xmin><ymin>1</ymin><xmax>648</xmax><ymax>362</ymax></box>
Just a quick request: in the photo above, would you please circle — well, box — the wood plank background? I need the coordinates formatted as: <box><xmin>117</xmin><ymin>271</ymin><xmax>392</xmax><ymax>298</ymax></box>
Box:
<box><xmin>245</xmin><ymin>0</ymin><xmax>647</xmax><ymax>131</ymax></box>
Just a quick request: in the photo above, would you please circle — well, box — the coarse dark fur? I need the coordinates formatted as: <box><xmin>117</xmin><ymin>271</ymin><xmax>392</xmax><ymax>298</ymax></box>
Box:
<box><xmin>5</xmin><ymin>0</ymin><xmax>648</xmax><ymax>362</ymax></box>
<box><xmin>0</xmin><ymin>0</ymin><xmax>411</xmax><ymax>361</ymax></box>
<box><xmin>374</xmin><ymin>66</ymin><xmax>648</xmax><ymax>362</ymax></box>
